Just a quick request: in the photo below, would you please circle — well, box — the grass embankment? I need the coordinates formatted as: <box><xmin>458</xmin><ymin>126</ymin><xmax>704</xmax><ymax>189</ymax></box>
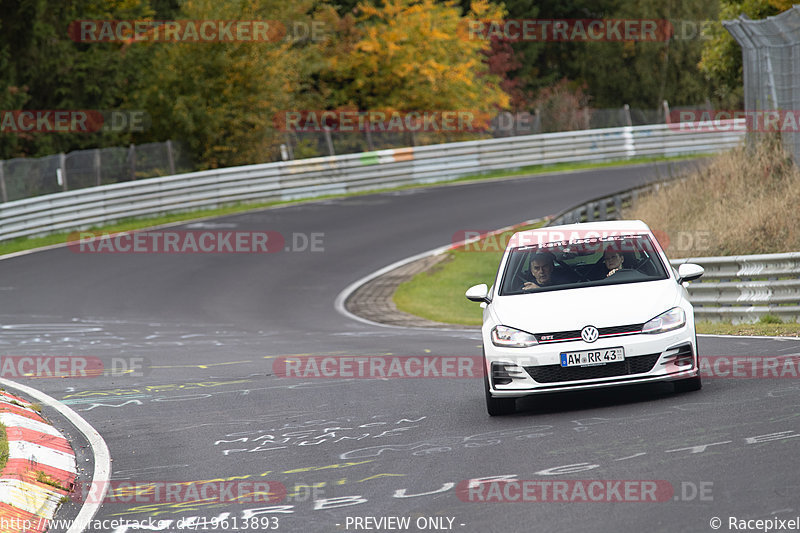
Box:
<box><xmin>695</xmin><ymin>322</ymin><xmax>800</xmax><ymax>337</ymax></box>
<box><xmin>0</xmin><ymin>423</ymin><xmax>7</xmax><ymax>472</ymax></box>
<box><xmin>627</xmin><ymin>137</ymin><xmax>800</xmax><ymax>257</ymax></box>
<box><xmin>0</xmin><ymin>154</ymin><xmax>696</xmax><ymax>258</ymax></box>
<box><xmin>394</xmin><ymin>140</ymin><xmax>800</xmax><ymax>335</ymax></box>
<box><xmin>394</xmin><ymin>222</ymin><xmax>545</xmax><ymax>326</ymax></box>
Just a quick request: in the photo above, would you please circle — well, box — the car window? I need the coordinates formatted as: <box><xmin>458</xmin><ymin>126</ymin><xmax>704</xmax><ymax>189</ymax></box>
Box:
<box><xmin>499</xmin><ymin>234</ymin><xmax>668</xmax><ymax>295</ymax></box>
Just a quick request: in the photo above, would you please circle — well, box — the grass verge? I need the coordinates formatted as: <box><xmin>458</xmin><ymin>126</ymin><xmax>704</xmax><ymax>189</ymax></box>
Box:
<box><xmin>696</xmin><ymin>321</ymin><xmax>800</xmax><ymax>337</ymax></box>
<box><xmin>0</xmin><ymin>422</ymin><xmax>7</xmax><ymax>472</ymax></box>
<box><xmin>1</xmin><ymin>153</ymin><xmax>699</xmax><ymax>258</ymax></box>
<box><xmin>626</xmin><ymin>135</ymin><xmax>800</xmax><ymax>257</ymax></box>
<box><xmin>393</xmin><ymin>221</ymin><xmax>546</xmax><ymax>326</ymax></box>
<box><xmin>36</xmin><ymin>470</ymin><xmax>69</xmax><ymax>491</ymax></box>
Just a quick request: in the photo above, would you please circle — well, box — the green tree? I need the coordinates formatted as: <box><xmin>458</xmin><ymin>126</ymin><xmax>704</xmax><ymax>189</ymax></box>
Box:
<box><xmin>577</xmin><ymin>0</ymin><xmax>718</xmax><ymax>109</ymax></box>
<box><xmin>131</xmin><ymin>0</ymin><xmax>320</xmax><ymax>168</ymax></box>
<box><xmin>0</xmin><ymin>0</ymin><xmax>154</xmax><ymax>158</ymax></box>
<box><xmin>700</xmin><ymin>0</ymin><xmax>784</xmax><ymax>107</ymax></box>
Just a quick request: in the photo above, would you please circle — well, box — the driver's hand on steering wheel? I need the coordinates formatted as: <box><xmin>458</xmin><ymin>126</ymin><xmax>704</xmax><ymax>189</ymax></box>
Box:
<box><xmin>522</xmin><ymin>281</ymin><xmax>538</xmax><ymax>290</ymax></box>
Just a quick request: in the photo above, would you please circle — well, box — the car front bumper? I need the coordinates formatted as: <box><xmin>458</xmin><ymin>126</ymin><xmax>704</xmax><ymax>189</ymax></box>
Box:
<box><xmin>484</xmin><ymin>327</ymin><xmax>698</xmax><ymax>397</ymax></box>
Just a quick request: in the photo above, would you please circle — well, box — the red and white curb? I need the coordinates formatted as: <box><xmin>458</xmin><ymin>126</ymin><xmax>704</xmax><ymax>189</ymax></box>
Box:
<box><xmin>0</xmin><ymin>391</ymin><xmax>75</xmax><ymax>532</ymax></box>
<box><xmin>0</xmin><ymin>380</ymin><xmax>110</xmax><ymax>533</ymax></box>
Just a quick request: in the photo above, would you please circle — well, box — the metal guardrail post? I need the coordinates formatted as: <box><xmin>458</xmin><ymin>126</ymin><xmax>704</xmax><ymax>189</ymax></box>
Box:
<box><xmin>622</xmin><ymin>104</ymin><xmax>632</xmax><ymax>127</ymax></box>
<box><xmin>59</xmin><ymin>153</ymin><xmax>68</xmax><ymax>191</ymax></box>
<box><xmin>128</xmin><ymin>144</ymin><xmax>136</xmax><ymax>180</ymax></box>
<box><xmin>94</xmin><ymin>149</ymin><xmax>101</xmax><ymax>186</ymax></box>
<box><xmin>365</xmin><ymin>128</ymin><xmax>375</xmax><ymax>151</ymax></box>
<box><xmin>324</xmin><ymin>127</ymin><xmax>335</xmax><ymax>156</ymax></box>
<box><xmin>0</xmin><ymin>160</ymin><xmax>6</xmax><ymax>202</ymax></box>
<box><xmin>166</xmin><ymin>140</ymin><xmax>176</xmax><ymax>175</ymax></box>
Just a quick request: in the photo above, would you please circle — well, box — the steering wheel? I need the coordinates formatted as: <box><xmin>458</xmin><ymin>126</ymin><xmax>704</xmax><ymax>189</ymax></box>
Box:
<box><xmin>559</xmin><ymin>261</ymin><xmax>589</xmax><ymax>282</ymax></box>
<box><xmin>631</xmin><ymin>256</ymin><xmax>652</xmax><ymax>273</ymax></box>
<box><xmin>515</xmin><ymin>272</ymin><xmax>533</xmax><ymax>289</ymax></box>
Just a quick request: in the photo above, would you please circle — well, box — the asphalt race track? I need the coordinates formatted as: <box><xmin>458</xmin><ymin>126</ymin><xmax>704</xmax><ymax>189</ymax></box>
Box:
<box><xmin>3</xmin><ymin>161</ymin><xmax>800</xmax><ymax>533</ymax></box>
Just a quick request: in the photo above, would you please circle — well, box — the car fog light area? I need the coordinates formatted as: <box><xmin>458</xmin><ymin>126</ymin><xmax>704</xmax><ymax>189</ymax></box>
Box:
<box><xmin>491</xmin><ymin>362</ymin><xmax>513</xmax><ymax>385</ymax></box>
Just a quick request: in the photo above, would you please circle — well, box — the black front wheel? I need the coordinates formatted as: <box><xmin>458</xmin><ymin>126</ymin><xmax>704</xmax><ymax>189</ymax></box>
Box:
<box><xmin>484</xmin><ymin>373</ymin><xmax>516</xmax><ymax>416</ymax></box>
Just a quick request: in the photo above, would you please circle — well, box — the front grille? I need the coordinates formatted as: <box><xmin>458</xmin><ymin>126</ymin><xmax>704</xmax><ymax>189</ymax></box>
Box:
<box><xmin>535</xmin><ymin>323</ymin><xmax>644</xmax><ymax>343</ymax></box>
<box><xmin>525</xmin><ymin>353</ymin><xmax>661</xmax><ymax>383</ymax></box>
<box><xmin>536</xmin><ymin>330</ymin><xmax>582</xmax><ymax>342</ymax></box>
<box><xmin>599</xmin><ymin>323</ymin><xmax>645</xmax><ymax>336</ymax></box>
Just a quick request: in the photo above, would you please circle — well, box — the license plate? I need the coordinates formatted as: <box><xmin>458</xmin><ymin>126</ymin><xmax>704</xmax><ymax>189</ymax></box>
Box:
<box><xmin>560</xmin><ymin>347</ymin><xmax>625</xmax><ymax>367</ymax></box>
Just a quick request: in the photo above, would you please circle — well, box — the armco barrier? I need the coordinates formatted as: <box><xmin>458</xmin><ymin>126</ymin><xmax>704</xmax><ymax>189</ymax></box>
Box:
<box><xmin>671</xmin><ymin>253</ymin><xmax>800</xmax><ymax>324</ymax></box>
<box><xmin>0</xmin><ymin>122</ymin><xmax>745</xmax><ymax>242</ymax></box>
<box><xmin>548</xmin><ymin>180</ymin><xmax>675</xmax><ymax>226</ymax></box>
<box><xmin>546</xmin><ymin>181</ymin><xmax>800</xmax><ymax>324</ymax></box>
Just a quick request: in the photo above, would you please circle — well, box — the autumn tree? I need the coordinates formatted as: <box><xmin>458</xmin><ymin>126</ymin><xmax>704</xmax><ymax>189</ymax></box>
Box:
<box><xmin>130</xmin><ymin>0</ymin><xmax>327</xmax><ymax>168</ymax></box>
<box><xmin>312</xmin><ymin>0</ymin><xmax>510</xmax><ymax>124</ymax></box>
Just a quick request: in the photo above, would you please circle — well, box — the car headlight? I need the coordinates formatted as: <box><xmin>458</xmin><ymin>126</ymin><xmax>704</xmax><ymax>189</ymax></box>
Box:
<box><xmin>642</xmin><ymin>307</ymin><xmax>686</xmax><ymax>334</ymax></box>
<box><xmin>491</xmin><ymin>325</ymin><xmax>538</xmax><ymax>347</ymax></box>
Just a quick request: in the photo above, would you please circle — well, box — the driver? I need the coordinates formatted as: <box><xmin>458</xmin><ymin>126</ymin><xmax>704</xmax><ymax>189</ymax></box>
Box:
<box><xmin>522</xmin><ymin>251</ymin><xmax>573</xmax><ymax>290</ymax></box>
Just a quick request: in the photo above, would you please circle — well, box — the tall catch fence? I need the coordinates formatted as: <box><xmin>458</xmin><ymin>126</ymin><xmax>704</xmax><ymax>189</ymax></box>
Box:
<box><xmin>1</xmin><ymin>103</ymin><xmax>722</xmax><ymax>204</ymax></box>
<box><xmin>724</xmin><ymin>6</ymin><xmax>800</xmax><ymax>162</ymax></box>
<box><xmin>285</xmin><ymin>104</ymin><xmax>709</xmax><ymax>160</ymax></box>
<box><xmin>0</xmin><ymin>141</ymin><xmax>192</xmax><ymax>203</ymax></box>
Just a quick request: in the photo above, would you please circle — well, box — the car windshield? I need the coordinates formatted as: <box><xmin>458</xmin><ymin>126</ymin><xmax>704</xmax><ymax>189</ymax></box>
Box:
<box><xmin>499</xmin><ymin>234</ymin><xmax>669</xmax><ymax>295</ymax></box>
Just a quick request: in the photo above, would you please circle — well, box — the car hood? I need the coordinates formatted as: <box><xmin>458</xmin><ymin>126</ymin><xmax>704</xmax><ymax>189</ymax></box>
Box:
<box><xmin>492</xmin><ymin>279</ymin><xmax>681</xmax><ymax>333</ymax></box>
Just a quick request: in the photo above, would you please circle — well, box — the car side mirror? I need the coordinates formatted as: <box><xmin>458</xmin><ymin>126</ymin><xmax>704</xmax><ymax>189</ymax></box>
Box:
<box><xmin>466</xmin><ymin>283</ymin><xmax>491</xmax><ymax>304</ymax></box>
<box><xmin>677</xmin><ymin>263</ymin><xmax>704</xmax><ymax>283</ymax></box>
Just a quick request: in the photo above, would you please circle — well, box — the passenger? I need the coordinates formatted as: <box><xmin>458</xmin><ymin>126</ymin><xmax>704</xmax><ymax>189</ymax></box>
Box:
<box><xmin>602</xmin><ymin>243</ymin><xmax>626</xmax><ymax>277</ymax></box>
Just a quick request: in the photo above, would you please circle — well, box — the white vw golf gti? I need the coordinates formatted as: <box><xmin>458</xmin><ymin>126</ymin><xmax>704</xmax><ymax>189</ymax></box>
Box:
<box><xmin>466</xmin><ymin>220</ymin><xmax>704</xmax><ymax>415</ymax></box>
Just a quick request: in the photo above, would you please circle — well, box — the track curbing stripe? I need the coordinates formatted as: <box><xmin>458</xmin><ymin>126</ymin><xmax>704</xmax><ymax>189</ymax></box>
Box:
<box><xmin>0</xmin><ymin>379</ymin><xmax>110</xmax><ymax>533</ymax></box>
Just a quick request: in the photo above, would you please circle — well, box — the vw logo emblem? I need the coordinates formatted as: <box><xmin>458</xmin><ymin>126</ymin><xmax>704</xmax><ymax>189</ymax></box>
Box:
<box><xmin>581</xmin><ymin>326</ymin><xmax>599</xmax><ymax>343</ymax></box>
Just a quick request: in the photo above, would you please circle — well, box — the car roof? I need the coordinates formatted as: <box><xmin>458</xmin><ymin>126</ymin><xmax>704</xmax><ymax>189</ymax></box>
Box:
<box><xmin>507</xmin><ymin>220</ymin><xmax>652</xmax><ymax>250</ymax></box>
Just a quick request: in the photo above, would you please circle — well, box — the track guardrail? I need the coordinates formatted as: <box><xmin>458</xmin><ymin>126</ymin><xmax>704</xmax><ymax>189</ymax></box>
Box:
<box><xmin>546</xmin><ymin>177</ymin><xmax>800</xmax><ymax>324</ymax></box>
<box><xmin>671</xmin><ymin>253</ymin><xmax>800</xmax><ymax>323</ymax></box>
<box><xmin>0</xmin><ymin>122</ymin><xmax>744</xmax><ymax>242</ymax></box>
